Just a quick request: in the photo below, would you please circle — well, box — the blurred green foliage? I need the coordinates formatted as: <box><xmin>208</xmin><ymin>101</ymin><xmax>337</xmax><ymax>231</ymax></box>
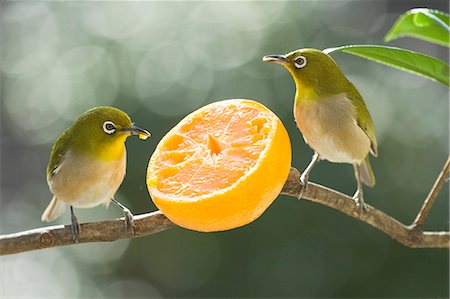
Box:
<box><xmin>1</xmin><ymin>1</ymin><xmax>449</xmax><ymax>298</ymax></box>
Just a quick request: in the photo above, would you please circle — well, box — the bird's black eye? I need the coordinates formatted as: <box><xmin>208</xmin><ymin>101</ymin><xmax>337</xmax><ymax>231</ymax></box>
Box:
<box><xmin>294</xmin><ymin>56</ymin><xmax>307</xmax><ymax>69</ymax></box>
<box><xmin>103</xmin><ymin>121</ymin><xmax>116</xmax><ymax>134</ymax></box>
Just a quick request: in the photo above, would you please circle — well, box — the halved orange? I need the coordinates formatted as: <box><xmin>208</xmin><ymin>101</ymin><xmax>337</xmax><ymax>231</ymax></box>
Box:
<box><xmin>146</xmin><ymin>99</ymin><xmax>291</xmax><ymax>232</ymax></box>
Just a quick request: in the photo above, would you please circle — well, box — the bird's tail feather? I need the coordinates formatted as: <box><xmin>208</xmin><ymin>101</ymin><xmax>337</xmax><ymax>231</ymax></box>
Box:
<box><xmin>358</xmin><ymin>156</ymin><xmax>376</xmax><ymax>187</ymax></box>
<box><xmin>41</xmin><ymin>196</ymin><xmax>66</xmax><ymax>222</ymax></box>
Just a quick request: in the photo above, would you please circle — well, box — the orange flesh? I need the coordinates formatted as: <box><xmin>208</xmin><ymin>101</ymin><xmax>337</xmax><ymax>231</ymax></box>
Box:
<box><xmin>150</xmin><ymin>102</ymin><xmax>274</xmax><ymax>198</ymax></box>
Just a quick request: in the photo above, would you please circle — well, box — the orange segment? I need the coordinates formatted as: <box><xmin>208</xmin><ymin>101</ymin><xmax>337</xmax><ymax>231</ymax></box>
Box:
<box><xmin>147</xmin><ymin>99</ymin><xmax>292</xmax><ymax>232</ymax></box>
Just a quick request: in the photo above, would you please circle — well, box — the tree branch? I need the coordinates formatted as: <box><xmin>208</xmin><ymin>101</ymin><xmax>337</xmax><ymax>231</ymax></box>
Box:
<box><xmin>281</xmin><ymin>167</ymin><xmax>449</xmax><ymax>249</ymax></box>
<box><xmin>1</xmin><ymin>166</ymin><xmax>448</xmax><ymax>256</ymax></box>
<box><xmin>0</xmin><ymin>211</ymin><xmax>176</xmax><ymax>256</ymax></box>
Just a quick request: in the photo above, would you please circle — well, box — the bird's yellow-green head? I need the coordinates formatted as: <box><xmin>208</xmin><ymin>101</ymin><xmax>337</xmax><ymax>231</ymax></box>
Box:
<box><xmin>263</xmin><ymin>48</ymin><xmax>350</xmax><ymax>99</ymax></box>
<box><xmin>60</xmin><ymin>106</ymin><xmax>150</xmax><ymax>161</ymax></box>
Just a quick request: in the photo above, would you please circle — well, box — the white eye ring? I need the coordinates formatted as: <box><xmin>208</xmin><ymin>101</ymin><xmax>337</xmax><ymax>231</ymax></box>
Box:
<box><xmin>294</xmin><ymin>55</ymin><xmax>307</xmax><ymax>69</ymax></box>
<box><xmin>103</xmin><ymin>121</ymin><xmax>116</xmax><ymax>135</ymax></box>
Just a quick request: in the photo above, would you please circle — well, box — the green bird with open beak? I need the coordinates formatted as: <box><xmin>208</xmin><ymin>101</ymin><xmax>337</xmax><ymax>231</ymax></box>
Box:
<box><xmin>263</xmin><ymin>48</ymin><xmax>377</xmax><ymax>211</ymax></box>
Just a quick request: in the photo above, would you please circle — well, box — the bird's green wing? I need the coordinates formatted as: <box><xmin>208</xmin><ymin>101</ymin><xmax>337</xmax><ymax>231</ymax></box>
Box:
<box><xmin>347</xmin><ymin>87</ymin><xmax>378</xmax><ymax>157</ymax></box>
<box><xmin>47</xmin><ymin>128</ymin><xmax>71</xmax><ymax>181</ymax></box>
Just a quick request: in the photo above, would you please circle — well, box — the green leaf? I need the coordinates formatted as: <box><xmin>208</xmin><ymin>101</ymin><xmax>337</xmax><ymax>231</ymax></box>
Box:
<box><xmin>384</xmin><ymin>8</ymin><xmax>450</xmax><ymax>47</ymax></box>
<box><xmin>324</xmin><ymin>45</ymin><xmax>450</xmax><ymax>86</ymax></box>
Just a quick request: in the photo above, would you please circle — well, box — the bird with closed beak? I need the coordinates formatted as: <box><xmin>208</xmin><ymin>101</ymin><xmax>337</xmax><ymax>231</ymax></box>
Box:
<box><xmin>41</xmin><ymin>106</ymin><xmax>151</xmax><ymax>241</ymax></box>
<box><xmin>263</xmin><ymin>48</ymin><xmax>377</xmax><ymax>211</ymax></box>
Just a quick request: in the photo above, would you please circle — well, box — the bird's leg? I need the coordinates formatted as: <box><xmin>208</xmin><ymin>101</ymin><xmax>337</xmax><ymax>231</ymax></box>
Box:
<box><xmin>298</xmin><ymin>152</ymin><xmax>320</xmax><ymax>199</ymax></box>
<box><xmin>111</xmin><ymin>198</ymin><xmax>135</xmax><ymax>236</ymax></box>
<box><xmin>70</xmin><ymin>206</ymin><xmax>80</xmax><ymax>243</ymax></box>
<box><xmin>353</xmin><ymin>165</ymin><xmax>369</xmax><ymax>214</ymax></box>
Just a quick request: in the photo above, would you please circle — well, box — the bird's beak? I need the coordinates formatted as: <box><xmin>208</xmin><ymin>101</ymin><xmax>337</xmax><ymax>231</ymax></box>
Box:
<box><xmin>262</xmin><ymin>54</ymin><xmax>288</xmax><ymax>65</ymax></box>
<box><xmin>122</xmin><ymin>125</ymin><xmax>151</xmax><ymax>140</ymax></box>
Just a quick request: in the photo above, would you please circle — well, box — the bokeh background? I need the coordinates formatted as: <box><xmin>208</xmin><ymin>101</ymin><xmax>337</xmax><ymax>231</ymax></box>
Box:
<box><xmin>1</xmin><ymin>1</ymin><xmax>449</xmax><ymax>298</ymax></box>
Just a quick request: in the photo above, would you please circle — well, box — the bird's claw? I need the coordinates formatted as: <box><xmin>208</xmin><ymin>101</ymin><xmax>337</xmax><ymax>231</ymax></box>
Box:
<box><xmin>123</xmin><ymin>208</ymin><xmax>135</xmax><ymax>236</ymax></box>
<box><xmin>70</xmin><ymin>215</ymin><xmax>80</xmax><ymax>243</ymax></box>
<box><xmin>298</xmin><ymin>174</ymin><xmax>308</xmax><ymax>199</ymax></box>
<box><xmin>352</xmin><ymin>192</ymin><xmax>369</xmax><ymax>215</ymax></box>
<box><xmin>111</xmin><ymin>198</ymin><xmax>135</xmax><ymax>236</ymax></box>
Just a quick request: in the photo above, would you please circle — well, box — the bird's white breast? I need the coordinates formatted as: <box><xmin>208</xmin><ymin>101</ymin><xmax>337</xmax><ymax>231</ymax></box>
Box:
<box><xmin>48</xmin><ymin>148</ymin><xmax>126</xmax><ymax>208</ymax></box>
<box><xmin>294</xmin><ymin>93</ymin><xmax>370</xmax><ymax>164</ymax></box>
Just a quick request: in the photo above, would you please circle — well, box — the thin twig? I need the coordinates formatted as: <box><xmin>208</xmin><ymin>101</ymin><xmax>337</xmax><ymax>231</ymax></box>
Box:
<box><xmin>1</xmin><ymin>167</ymin><xmax>449</xmax><ymax>256</ymax></box>
<box><xmin>410</xmin><ymin>156</ymin><xmax>450</xmax><ymax>230</ymax></box>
